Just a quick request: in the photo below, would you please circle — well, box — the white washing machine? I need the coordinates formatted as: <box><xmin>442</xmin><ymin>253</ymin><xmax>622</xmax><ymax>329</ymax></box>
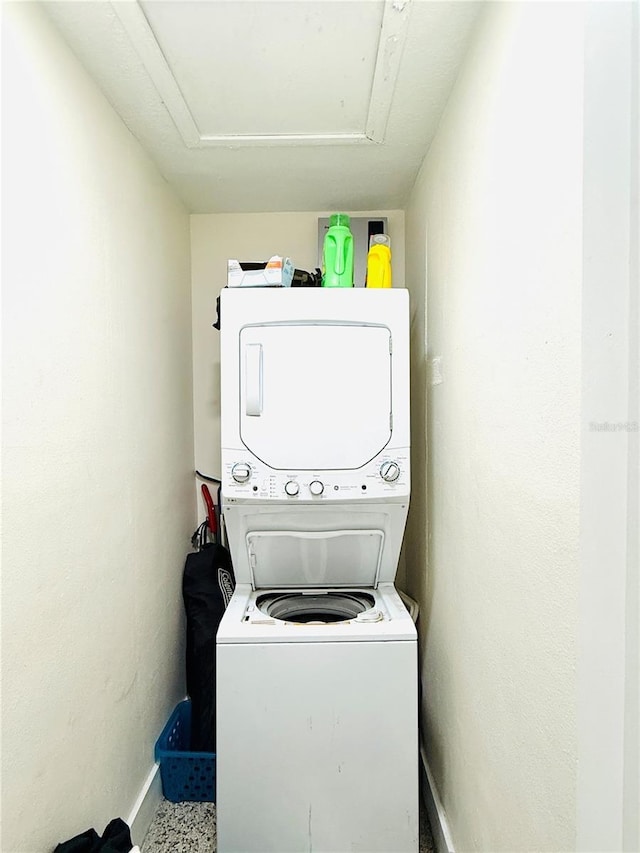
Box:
<box><xmin>217</xmin><ymin>288</ymin><xmax>418</xmax><ymax>852</ymax></box>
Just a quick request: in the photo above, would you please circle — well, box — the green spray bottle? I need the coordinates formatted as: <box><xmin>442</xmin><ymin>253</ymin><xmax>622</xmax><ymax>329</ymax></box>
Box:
<box><xmin>322</xmin><ymin>213</ymin><xmax>354</xmax><ymax>287</ymax></box>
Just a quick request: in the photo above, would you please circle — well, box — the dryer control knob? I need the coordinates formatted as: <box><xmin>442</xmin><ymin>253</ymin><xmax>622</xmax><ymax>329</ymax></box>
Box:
<box><xmin>231</xmin><ymin>462</ymin><xmax>251</xmax><ymax>484</ymax></box>
<box><xmin>380</xmin><ymin>461</ymin><xmax>401</xmax><ymax>482</ymax></box>
<box><xmin>309</xmin><ymin>480</ymin><xmax>324</xmax><ymax>496</ymax></box>
<box><xmin>285</xmin><ymin>480</ymin><xmax>299</xmax><ymax>497</ymax></box>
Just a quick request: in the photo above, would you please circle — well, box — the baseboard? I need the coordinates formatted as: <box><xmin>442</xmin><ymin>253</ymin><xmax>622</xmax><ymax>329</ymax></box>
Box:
<box><xmin>420</xmin><ymin>741</ymin><xmax>455</xmax><ymax>853</ymax></box>
<box><xmin>126</xmin><ymin>763</ymin><xmax>163</xmax><ymax>848</ymax></box>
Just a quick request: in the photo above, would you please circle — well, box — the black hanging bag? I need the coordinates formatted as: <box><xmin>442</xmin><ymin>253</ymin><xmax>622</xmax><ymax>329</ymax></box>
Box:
<box><xmin>182</xmin><ymin>535</ymin><xmax>235</xmax><ymax>753</ymax></box>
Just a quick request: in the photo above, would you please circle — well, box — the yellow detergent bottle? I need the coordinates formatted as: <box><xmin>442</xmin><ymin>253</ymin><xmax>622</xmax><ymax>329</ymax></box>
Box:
<box><xmin>366</xmin><ymin>235</ymin><xmax>392</xmax><ymax>288</ymax></box>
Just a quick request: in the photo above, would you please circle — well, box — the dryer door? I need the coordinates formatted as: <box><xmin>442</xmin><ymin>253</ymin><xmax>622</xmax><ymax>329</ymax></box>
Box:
<box><xmin>239</xmin><ymin>323</ymin><xmax>392</xmax><ymax>470</ymax></box>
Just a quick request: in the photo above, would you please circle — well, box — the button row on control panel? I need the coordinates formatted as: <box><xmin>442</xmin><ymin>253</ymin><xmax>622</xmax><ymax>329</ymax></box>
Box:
<box><xmin>231</xmin><ymin>462</ymin><xmax>402</xmax><ymax>489</ymax></box>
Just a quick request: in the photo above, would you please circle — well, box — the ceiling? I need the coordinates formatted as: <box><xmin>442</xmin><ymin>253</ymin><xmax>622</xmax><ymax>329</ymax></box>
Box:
<box><xmin>42</xmin><ymin>0</ymin><xmax>483</xmax><ymax>213</ymax></box>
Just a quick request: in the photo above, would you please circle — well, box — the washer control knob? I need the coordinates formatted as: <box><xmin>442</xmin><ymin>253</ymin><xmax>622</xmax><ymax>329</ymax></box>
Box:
<box><xmin>231</xmin><ymin>462</ymin><xmax>251</xmax><ymax>484</ymax></box>
<box><xmin>380</xmin><ymin>461</ymin><xmax>401</xmax><ymax>482</ymax></box>
<box><xmin>284</xmin><ymin>480</ymin><xmax>299</xmax><ymax>497</ymax></box>
<box><xmin>309</xmin><ymin>480</ymin><xmax>324</xmax><ymax>496</ymax></box>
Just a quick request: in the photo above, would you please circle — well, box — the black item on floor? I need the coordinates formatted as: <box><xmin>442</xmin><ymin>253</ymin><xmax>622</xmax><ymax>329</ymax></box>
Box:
<box><xmin>182</xmin><ymin>542</ymin><xmax>235</xmax><ymax>752</ymax></box>
<box><xmin>53</xmin><ymin>818</ymin><xmax>132</xmax><ymax>853</ymax></box>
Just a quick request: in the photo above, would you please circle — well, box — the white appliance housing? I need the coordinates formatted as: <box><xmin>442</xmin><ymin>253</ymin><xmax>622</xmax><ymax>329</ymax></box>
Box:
<box><xmin>220</xmin><ymin>288</ymin><xmax>410</xmax><ymax>588</ymax></box>
<box><xmin>217</xmin><ymin>288</ymin><xmax>417</xmax><ymax>852</ymax></box>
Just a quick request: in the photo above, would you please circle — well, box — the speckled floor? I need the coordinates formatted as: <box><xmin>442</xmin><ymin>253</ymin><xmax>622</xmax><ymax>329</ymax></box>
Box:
<box><xmin>143</xmin><ymin>800</ymin><xmax>217</xmax><ymax>852</ymax></box>
<box><xmin>142</xmin><ymin>796</ymin><xmax>435</xmax><ymax>852</ymax></box>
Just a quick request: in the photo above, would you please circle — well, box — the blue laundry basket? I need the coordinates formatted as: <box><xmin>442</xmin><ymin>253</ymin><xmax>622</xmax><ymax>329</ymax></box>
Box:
<box><xmin>154</xmin><ymin>699</ymin><xmax>216</xmax><ymax>802</ymax></box>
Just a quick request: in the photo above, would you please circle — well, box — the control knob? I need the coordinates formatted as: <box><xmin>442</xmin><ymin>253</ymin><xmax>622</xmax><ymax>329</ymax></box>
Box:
<box><xmin>380</xmin><ymin>461</ymin><xmax>400</xmax><ymax>482</ymax></box>
<box><xmin>284</xmin><ymin>481</ymin><xmax>299</xmax><ymax>497</ymax></box>
<box><xmin>231</xmin><ymin>462</ymin><xmax>251</xmax><ymax>484</ymax></box>
<box><xmin>309</xmin><ymin>480</ymin><xmax>324</xmax><ymax>496</ymax></box>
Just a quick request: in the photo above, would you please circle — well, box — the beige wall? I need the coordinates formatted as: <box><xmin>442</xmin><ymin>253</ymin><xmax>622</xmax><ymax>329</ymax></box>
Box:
<box><xmin>405</xmin><ymin>4</ymin><xmax>584</xmax><ymax>850</ymax></box>
<box><xmin>576</xmin><ymin>5</ymin><xmax>639</xmax><ymax>850</ymax></box>
<box><xmin>190</xmin><ymin>211</ymin><xmax>406</xmax><ymax>576</ymax></box>
<box><xmin>1</xmin><ymin>5</ymin><xmax>194</xmax><ymax>851</ymax></box>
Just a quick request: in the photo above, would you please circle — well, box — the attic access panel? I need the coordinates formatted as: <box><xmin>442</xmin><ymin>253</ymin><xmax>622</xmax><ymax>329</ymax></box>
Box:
<box><xmin>239</xmin><ymin>323</ymin><xmax>392</xmax><ymax>470</ymax></box>
<box><xmin>111</xmin><ymin>0</ymin><xmax>413</xmax><ymax>147</ymax></box>
<box><xmin>137</xmin><ymin>0</ymin><xmax>384</xmax><ymax>137</ymax></box>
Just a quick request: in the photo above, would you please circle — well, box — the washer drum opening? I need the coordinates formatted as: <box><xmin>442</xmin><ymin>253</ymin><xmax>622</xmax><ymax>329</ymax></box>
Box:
<box><xmin>256</xmin><ymin>591</ymin><xmax>376</xmax><ymax>624</ymax></box>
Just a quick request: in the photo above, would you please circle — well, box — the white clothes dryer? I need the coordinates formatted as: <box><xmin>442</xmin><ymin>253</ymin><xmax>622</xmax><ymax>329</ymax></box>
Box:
<box><xmin>217</xmin><ymin>289</ymin><xmax>418</xmax><ymax>852</ymax></box>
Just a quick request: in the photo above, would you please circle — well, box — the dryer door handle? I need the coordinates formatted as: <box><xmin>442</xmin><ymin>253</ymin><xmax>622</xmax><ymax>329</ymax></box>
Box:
<box><xmin>245</xmin><ymin>343</ymin><xmax>263</xmax><ymax>417</ymax></box>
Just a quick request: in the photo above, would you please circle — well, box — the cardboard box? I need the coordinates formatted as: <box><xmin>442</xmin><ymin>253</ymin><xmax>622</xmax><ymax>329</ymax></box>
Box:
<box><xmin>227</xmin><ymin>256</ymin><xmax>294</xmax><ymax>288</ymax></box>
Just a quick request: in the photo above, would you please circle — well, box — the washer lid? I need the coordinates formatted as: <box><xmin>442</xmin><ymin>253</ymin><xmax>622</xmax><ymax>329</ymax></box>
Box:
<box><xmin>246</xmin><ymin>529</ymin><xmax>384</xmax><ymax>588</ymax></box>
<box><xmin>239</xmin><ymin>323</ymin><xmax>392</xmax><ymax>470</ymax></box>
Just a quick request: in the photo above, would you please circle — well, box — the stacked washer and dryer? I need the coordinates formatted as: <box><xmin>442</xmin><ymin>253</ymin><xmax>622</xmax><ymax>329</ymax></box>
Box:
<box><xmin>217</xmin><ymin>287</ymin><xmax>418</xmax><ymax>852</ymax></box>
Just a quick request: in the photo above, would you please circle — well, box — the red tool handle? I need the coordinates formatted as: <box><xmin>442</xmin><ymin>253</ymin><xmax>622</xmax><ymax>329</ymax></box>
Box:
<box><xmin>201</xmin><ymin>484</ymin><xmax>217</xmax><ymax>538</ymax></box>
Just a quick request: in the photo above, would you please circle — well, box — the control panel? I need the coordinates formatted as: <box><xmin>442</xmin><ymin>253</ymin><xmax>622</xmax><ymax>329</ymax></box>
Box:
<box><xmin>222</xmin><ymin>449</ymin><xmax>410</xmax><ymax>502</ymax></box>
